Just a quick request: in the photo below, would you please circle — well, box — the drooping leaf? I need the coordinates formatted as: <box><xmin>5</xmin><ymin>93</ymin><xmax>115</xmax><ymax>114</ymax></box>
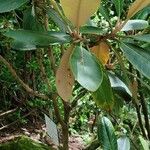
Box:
<box><xmin>47</xmin><ymin>8</ymin><xmax>68</xmax><ymax>32</ymax></box>
<box><xmin>79</xmin><ymin>26</ymin><xmax>105</xmax><ymax>35</ymax></box>
<box><xmin>92</xmin><ymin>71</ymin><xmax>114</xmax><ymax>111</ymax></box>
<box><xmin>4</xmin><ymin>30</ymin><xmax>71</xmax><ymax>50</ymax></box>
<box><xmin>117</xmin><ymin>136</ymin><xmax>130</xmax><ymax>150</ymax></box>
<box><xmin>0</xmin><ymin>0</ymin><xmax>29</xmax><ymax>13</ymax></box>
<box><xmin>56</xmin><ymin>46</ymin><xmax>75</xmax><ymax>101</ymax></box>
<box><xmin>121</xmin><ymin>20</ymin><xmax>148</xmax><ymax>31</ymax></box>
<box><xmin>127</xmin><ymin>0</ymin><xmax>150</xmax><ymax>19</ymax></box>
<box><xmin>113</xmin><ymin>0</ymin><xmax>124</xmax><ymax>17</ymax></box>
<box><xmin>129</xmin><ymin>34</ymin><xmax>150</xmax><ymax>43</ymax></box>
<box><xmin>91</xmin><ymin>42</ymin><xmax>110</xmax><ymax>65</ymax></box>
<box><xmin>108</xmin><ymin>71</ymin><xmax>132</xmax><ymax>100</ymax></box>
<box><xmin>61</xmin><ymin>0</ymin><xmax>100</xmax><ymax>27</ymax></box>
<box><xmin>139</xmin><ymin>136</ymin><xmax>150</xmax><ymax>150</ymax></box>
<box><xmin>136</xmin><ymin>6</ymin><xmax>150</xmax><ymax>20</ymax></box>
<box><xmin>120</xmin><ymin>42</ymin><xmax>150</xmax><ymax>79</ymax></box>
<box><xmin>99</xmin><ymin>3</ymin><xmax>110</xmax><ymax>23</ymax></box>
<box><xmin>98</xmin><ymin>116</ymin><xmax>118</xmax><ymax>150</ymax></box>
<box><xmin>70</xmin><ymin>45</ymin><xmax>103</xmax><ymax>91</ymax></box>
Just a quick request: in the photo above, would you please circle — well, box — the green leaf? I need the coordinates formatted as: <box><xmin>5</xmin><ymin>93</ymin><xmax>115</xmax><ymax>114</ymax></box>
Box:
<box><xmin>23</xmin><ymin>7</ymin><xmax>45</xmax><ymax>31</ymax></box>
<box><xmin>47</xmin><ymin>8</ymin><xmax>68</xmax><ymax>32</ymax></box>
<box><xmin>4</xmin><ymin>30</ymin><xmax>71</xmax><ymax>50</ymax></box>
<box><xmin>135</xmin><ymin>6</ymin><xmax>150</xmax><ymax>20</ymax></box>
<box><xmin>79</xmin><ymin>26</ymin><xmax>105</xmax><ymax>35</ymax></box>
<box><xmin>117</xmin><ymin>136</ymin><xmax>130</xmax><ymax>150</ymax></box>
<box><xmin>99</xmin><ymin>3</ymin><xmax>110</xmax><ymax>23</ymax></box>
<box><xmin>139</xmin><ymin>136</ymin><xmax>150</xmax><ymax>150</ymax></box>
<box><xmin>120</xmin><ymin>42</ymin><xmax>150</xmax><ymax>79</ymax></box>
<box><xmin>108</xmin><ymin>71</ymin><xmax>132</xmax><ymax>100</ymax></box>
<box><xmin>0</xmin><ymin>0</ymin><xmax>29</xmax><ymax>13</ymax></box>
<box><xmin>70</xmin><ymin>45</ymin><xmax>103</xmax><ymax>91</ymax></box>
<box><xmin>129</xmin><ymin>34</ymin><xmax>150</xmax><ymax>43</ymax></box>
<box><xmin>113</xmin><ymin>0</ymin><xmax>124</xmax><ymax>17</ymax></box>
<box><xmin>92</xmin><ymin>72</ymin><xmax>114</xmax><ymax>111</ymax></box>
<box><xmin>98</xmin><ymin>116</ymin><xmax>118</xmax><ymax>150</ymax></box>
<box><xmin>121</xmin><ymin>20</ymin><xmax>148</xmax><ymax>31</ymax></box>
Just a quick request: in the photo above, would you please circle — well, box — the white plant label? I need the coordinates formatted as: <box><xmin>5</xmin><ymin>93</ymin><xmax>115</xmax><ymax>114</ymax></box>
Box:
<box><xmin>44</xmin><ymin>114</ymin><xmax>59</xmax><ymax>146</ymax></box>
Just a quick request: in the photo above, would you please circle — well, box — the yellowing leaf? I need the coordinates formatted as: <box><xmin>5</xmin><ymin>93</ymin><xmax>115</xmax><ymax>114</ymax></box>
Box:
<box><xmin>61</xmin><ymin>0</ymin><xmax>100</xmax><ymax>27</ymax></box>
<box><xmin>56</xmin><ymin>46</ymin><xmax>75</xmax><ymax>101</ymax></box>
<box><xmin>127</xmin><ymin>0</ymin><xmax>150</xmax><ymax>19</ymax></box>
<box><xmin>91</xmin><ymin>42</ymin><xmax>110</xmax><ymax>65</ymax></box>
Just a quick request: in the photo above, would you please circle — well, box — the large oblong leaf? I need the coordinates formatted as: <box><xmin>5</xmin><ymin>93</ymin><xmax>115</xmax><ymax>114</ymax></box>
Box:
<box><xmin>61</xmin><ymin>0</ymin><xmax>100</xmax><ymax>27</ymax></box>
<box><xmin>92</xmin><ymin>72</ymin><xmax>114</xmax><ymax>111</ymax></box>
<box><xmin>0</xmin><ymin>0</ymin><xmax>29</xmax><ymax>13</ymax></box>
<box><xmin>99</xmin><ymin>3</ymin><xmax>110</xmax><ymax>23</ymax></box>
<box><xmin>129</xmin><ymin>34</ymin><xmax>150</xmax><ymax>43</ymax></box>
<box><xmin>121</xmin><ymin>20</ymin><xmax>148</xmax><ymax>31</ymax></box>
<box><xmin>70</xmin><ymin>45</ymin><xmax>103</xmax><ymax>91</ymax></box>
<box><xmin>127</xmin><ymin>0</ymin><xmax>150</xmax><ymax>19</ymax></box>
<box><xmin>91</xmin><ymin>42</ymin><xmax>110</xmax><ymax>65</ymax></box>
<box><xmin>47</xmin><ymin>8</ymin><xmax>68</xmax><ymax>32</ymax></box>
<box><xmin>120</xmin><ymin>42</ymin><xmax>150</xmax><ymax>79</ymax></box>
<box><xmin>56</xmin><ymin>46</ymin><xmax>75</xmax><ymax>101</ymax></box>
<box><xmin>108</xmin><ymin>71</ymin><xmax>132</xmax><ymax>98</ymax></box>
<box><xmin>4</xmin><ymin>30</ymin><xmax>71</xmax><ymax>50</ymax></box>
<box><xmin>113</xmin><ymin>0</ymin><xmax>124</xmax><ymax>17</ymax></box>
<box><xmin>98</xmin><ymin>116</ymin><xmax>118</xmax><ymax>150</ymax></box>
<box><xmin>79</xmin><ymin>26</ymin><xmax>105</xmax><ymax>35</ymax></box>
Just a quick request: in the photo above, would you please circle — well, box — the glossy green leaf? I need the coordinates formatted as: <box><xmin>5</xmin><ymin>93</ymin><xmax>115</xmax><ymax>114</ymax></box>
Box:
<box><xmin>99</xmin><ymin>3</ymin><xmax>110</xmax><ymax>23</ymax></box>
<box><xmin>80</xmin><ymin>26</ymin><xmax>105</xmax><ymax>35</ymax></box>
<box><xmin>113</xmin><ymin>0</ymin><xmax>124</xmax><ymax>17</ymax></box>
<box><xmin>47</xmin><ymin>8</ymin><xmax>68</xmax><ymax>32</ymax></box>
<box><xmin>136</xmin><ymin>6</ymin><xmax>150</xmax><ymax>20</ymax></box>
<box><xmin>4</xmin><ymin>30</ymin><xmax>71</xmax><ymax>50</ymax></box>
<box><xmin>129</xmin><ymin>34</ymin><xmax>150</xmax><ymax>43</ymax></box>
<box><xmin>127</xmin><ymin>0</ymin><xmax>150</xmax><ymax>19</ymax></box>
<box><xmin>0</xmin><ymin>0</ymin><xmax>29</xmax><ymax>13</ymax></box>
<box><xmin>117</xmin><ymin>136</ymin><xmax>130</xmax><ymax>150</ymax></box>
<box><xmin>108</xmin><ymin>71</ymin><xmax>132</xmax><ymax>100</ymax></box>
<box><xmin>139</xmin><ymin>136</ymin><xmax>150</xmax><ymax>150</ymax></box>
<box><xmin>93</xmin><ymin>72</ymin><xmax>114</xmax><ymax>110</ymax></box>
<box><xmin>98</xmin><ymin>116</ymin><xmax>118</xmax><ymax>150</ymax></box>
<box><xmin>120</xmin><ymin>42</ymin><xmax>150</xmax><ymax>79</ymax></box>
<box><xmin>121</xmin><ymin>20</ymin><xmax>148</xmax><ymax>31</ymax></box>
<box><xmin>70</xmin><ymin>45</ymin><xmax>103</xmax><ymax>91</ymax></box>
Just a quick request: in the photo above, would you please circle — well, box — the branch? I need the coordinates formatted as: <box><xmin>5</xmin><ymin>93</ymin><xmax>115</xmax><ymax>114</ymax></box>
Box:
<box><xmin>71</xmin><ymin>89</ymin><xmax>87</xmax><ymax>108</ymax></box>
<box><xmin>0</xmin><ymin>108</ymin><xmax>18</xmax><ymax>118</ymax></box>
<box><xmin>36</xmin><ymin>50</ymin><xmax>63</xmax><ymax>125</ymax></box>
<box><xmin>47</xmin><ymin>47</ymin><xmax>57</xmax><ymax>75</ymax></box>
<box><xmin>0</xmin><ymin>55</ymin><xmax>48</xmax><ymax>100</ymax></box>
<box><xmin>0</xmin><ymin>109</ymin><xmax>36</xmax><ymax>131</ymax></box>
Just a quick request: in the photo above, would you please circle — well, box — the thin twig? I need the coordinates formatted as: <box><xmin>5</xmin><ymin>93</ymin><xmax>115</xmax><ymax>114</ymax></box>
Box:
<box><xmin>0</xmin><ymin>55</ymin><xmax>48</xmax><ymax>100</ymax></box>
<box><xmin>0</xmin><ymin>108</ymin><xmax>18</xmax><ymax>118</ymax></box>
<box><xmin>0</xmin><ymin>109</ymin><xmax>36</xmax><ymax>131</ymax></box>
<box><xmin>36</xmin><ymin>50</ymin><xmax>63</xmax><ymax>125</ymax></box>
<box><xmin>127</xmin><ymin>72</ymin><xmax>150</xmax><ymax>91</ymax></box>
